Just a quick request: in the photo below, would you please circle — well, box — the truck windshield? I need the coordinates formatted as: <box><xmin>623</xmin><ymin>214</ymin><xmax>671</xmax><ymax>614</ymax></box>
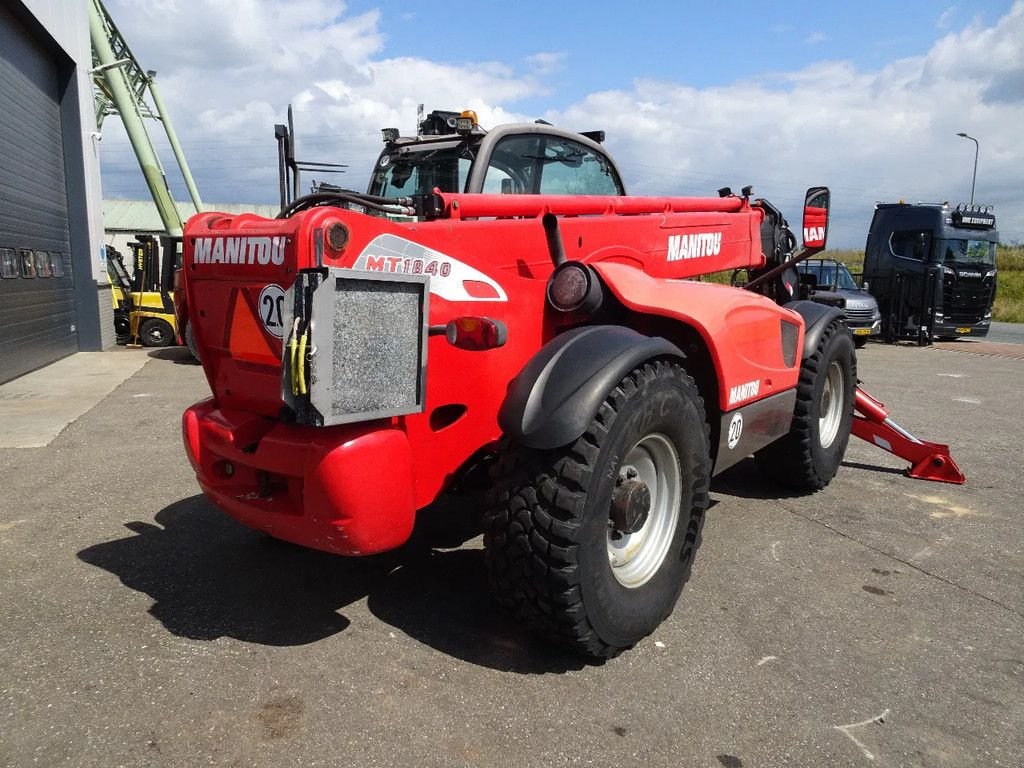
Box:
<box><xmin>937</xmin><ymin>238</ymin><xmax>996</xmax><ymax>265</ymax></box>
<box><xmin>368</xmin><ymin>144</ymin><xmax>473</xmax><ymax>197</ymax></box>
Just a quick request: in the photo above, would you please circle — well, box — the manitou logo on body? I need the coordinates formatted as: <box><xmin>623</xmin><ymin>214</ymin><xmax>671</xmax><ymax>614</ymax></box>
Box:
<box><xmin>666</xmin><ymin>232</ymin><xmax>722</xmax><ymax>262</ymax></box>
<box><xmin>728</xmin><ymin>379</ymin><xmax>760</xmax><ymax>407</ymax></box>
<box><xmin>192</xmin><ymin>236</ymin><xmax>286</xmax><ymax>266</ymax></box>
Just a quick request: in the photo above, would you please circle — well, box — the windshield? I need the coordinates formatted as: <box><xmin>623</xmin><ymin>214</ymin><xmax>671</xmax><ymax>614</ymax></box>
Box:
<box><xmin>937</xmin><ymin>238</ymin><xmax>996</xmax><ymax>266</ymax></box>
<box><xmin>797</xmin><ymin>262</ymin><xmax>859</xmax><ymax>291</ymax></box>
<box><xmin>368</xmin><ymin>144</ymin><xmax>473</xmax><ymax>197</ymax></box>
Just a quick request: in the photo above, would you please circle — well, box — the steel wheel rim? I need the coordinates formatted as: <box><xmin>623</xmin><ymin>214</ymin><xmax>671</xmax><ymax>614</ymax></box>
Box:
<box><xmin>607</xmin><ymin>433</ymin><xmax>682</xmax><ymax>589</ymax></box>
<box><xmin>819</xmin><ymin>360</ymin><xmax>844</xmax><ymax>449</ymax></box>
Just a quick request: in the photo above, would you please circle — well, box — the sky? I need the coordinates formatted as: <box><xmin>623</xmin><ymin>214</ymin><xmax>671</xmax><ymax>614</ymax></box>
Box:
<box><xmin>97</xmin><ymin>0</ymin><xmax>1024</xmax><ymax>249</ymax></box>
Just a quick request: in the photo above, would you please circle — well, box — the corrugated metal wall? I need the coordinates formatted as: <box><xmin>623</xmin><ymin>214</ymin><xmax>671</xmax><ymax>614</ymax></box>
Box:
<box><xmin>0</xmin><ymin>3</ymin><xmax>78</xmax><ymax>383</ymax></box>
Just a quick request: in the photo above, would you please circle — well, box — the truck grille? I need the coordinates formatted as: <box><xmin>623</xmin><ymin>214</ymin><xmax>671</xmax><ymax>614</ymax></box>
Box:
<box><xmin>844</xmin><ymin>306</ymin><xmax>875</xmax><ymax>324</ymax></box>
<box><xmin>942</xmin><ymin>277</ymin><xmax>993</xmax><ymax>325</ymax></box>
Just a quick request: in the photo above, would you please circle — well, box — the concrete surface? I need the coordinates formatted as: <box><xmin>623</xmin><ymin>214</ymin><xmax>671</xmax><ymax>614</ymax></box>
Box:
<box><xmin>0</xmin><ymin>344</ymin><xmax>1021</xmax><ymax>767</ymax></box>
<box><xmin>0</xmin><ymin>350</ymin><xmax>149</xmax><ymax>448</ymax></box>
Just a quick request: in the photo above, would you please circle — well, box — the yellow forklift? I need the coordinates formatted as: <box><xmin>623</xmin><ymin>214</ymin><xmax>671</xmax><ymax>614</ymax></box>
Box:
<box><xmin>107</xmin><ymin>235</ymin><xmax>182</xmax><ymax>347</ymax></box>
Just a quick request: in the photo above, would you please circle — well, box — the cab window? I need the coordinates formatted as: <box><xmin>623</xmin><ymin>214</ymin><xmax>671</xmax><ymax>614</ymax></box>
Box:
<box><xmin>889</xmin><ymin>230</ymin><xmax>932</xmax><ymax>261</ymax></box>
<box><xmin>483</xmin><ymin>134</ymin><xmax>623</xmax><ymax>195</ymax></box>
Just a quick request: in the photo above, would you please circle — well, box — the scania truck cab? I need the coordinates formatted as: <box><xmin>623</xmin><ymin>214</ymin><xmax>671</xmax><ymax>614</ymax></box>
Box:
<box><xmin>862</xmin><ymin>202</ymin><xmax>998</xmax><ymax>343</ymax></box>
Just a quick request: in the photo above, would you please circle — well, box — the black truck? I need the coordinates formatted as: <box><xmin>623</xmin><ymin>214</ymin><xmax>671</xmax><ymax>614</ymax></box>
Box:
<box><xmin>862</xmin><ymin>202</ymin><xmax>998</xmax><ymax>343</ymax></box>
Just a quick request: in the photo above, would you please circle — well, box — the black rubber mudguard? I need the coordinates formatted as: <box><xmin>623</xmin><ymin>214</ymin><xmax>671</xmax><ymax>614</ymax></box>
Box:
<box><xmin>498</xmin><ymin>325</ymin><xmax>684</xmax><ymax>450</ymax></box>
<box><xmin>785</xmin><ymin>300</ymin><xmax>846</xmax><ymax>359</ymax></box>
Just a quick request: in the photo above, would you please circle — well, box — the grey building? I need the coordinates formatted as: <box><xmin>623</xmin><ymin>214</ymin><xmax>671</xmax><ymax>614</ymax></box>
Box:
<box><xmin>0</xmin><ymin>1</ymin><xmax>110</xmax><ymax>385</ymax></box>
<box><xmin>102</xmin><ymin>199</ymin><xmax>279</xmax><ymax>259</ymax></box>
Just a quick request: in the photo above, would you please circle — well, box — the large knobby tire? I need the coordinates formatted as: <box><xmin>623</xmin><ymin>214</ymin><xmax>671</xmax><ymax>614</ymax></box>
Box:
<box><xmin>755</xmin><ymin>318</ymin><xmax>856</xmax><ymax>491</ymax></box>
<box><xmin>484</xmin><ymin>360</ymin><xmax>711</xmax><ymax>659</ymax></box>
<box><xmin>139</xmin><ymin>318</ymin><xmax>174</xmax><ymax>348</ymax></box>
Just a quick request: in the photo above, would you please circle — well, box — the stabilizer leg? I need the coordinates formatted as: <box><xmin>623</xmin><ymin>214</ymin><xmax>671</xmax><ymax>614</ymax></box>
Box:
<box><xmin>851</xmin><ymin>388</ymin><xmax>965</xmax><ymax>484</ymax></box>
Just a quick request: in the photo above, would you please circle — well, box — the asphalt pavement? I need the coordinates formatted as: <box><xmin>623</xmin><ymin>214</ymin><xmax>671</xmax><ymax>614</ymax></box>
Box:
<box><xmin>978</xmin><ymin>321</ymin><xmax>1024</xmax><ymax>345</ymax></box>
<box><xmin>0</xmin><ymin>343</ymin><xmax>1021</xmax><ymax>767</ymax></box>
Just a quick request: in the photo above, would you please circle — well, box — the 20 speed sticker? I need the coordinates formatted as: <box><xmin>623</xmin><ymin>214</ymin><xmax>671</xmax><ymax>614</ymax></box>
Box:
<box><xmin>727</xmin><ymin>412</ymin><xmax>744</xmax><ymax>450</ymax></box>
<box><xmin>258</xmin><ymin>284</ymin><xmax>285</xmax><ymax>338</ymax></box>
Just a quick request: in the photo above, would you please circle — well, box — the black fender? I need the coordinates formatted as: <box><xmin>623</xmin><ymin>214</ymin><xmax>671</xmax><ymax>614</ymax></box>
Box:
<box><xmin>498</xmin><ymin>325</ymin><xmax>684</xmax><ymax>450</ymax></box>
<box><xmin>785</xmin><ymin>300</ymin><xmax>846</xmax><ymax>359</ymax></box>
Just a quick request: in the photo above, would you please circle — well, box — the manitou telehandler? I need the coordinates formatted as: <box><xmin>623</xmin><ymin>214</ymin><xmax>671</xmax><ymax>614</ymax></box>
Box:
<box><xmin>180</xmin><ymin>110</ymin><xmax>963</xmax><ymax>658</ymax></box>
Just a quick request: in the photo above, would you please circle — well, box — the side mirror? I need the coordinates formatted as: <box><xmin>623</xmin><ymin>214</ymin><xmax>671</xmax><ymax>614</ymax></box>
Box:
<box><xmin>802</xmin><ymin>186</ymin><xmax>829</xmax><ymax>252</ymax></box>
<box><xmin>863</xmin><ymin>281</ymin><xmax>870</xmax><ymax>292</ymax></box>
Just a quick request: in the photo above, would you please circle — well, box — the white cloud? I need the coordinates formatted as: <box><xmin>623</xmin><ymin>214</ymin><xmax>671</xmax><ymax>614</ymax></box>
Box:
<box><xmin>937</xmin><ymin>6</ymin><xmax>957</xmax><ymax>30</ymax></box>
<box><xmin>526</xmin><ymin>52</ymin><xmax>568</xmax><ymax>75</ymax></box>
<box><xmin>98</xmin><ymin>0</ymin><xmax>1024</xmax><ymax>247</ymax></box>
<box><xmin>805</xmin><ymin>30</ymin><xmax>827</xmax><ymax>46</ymax></box>
<box><xmin>548</xmin><ymin>2</ymin><xmax>1024</xmax><ymax>246</ymax></box>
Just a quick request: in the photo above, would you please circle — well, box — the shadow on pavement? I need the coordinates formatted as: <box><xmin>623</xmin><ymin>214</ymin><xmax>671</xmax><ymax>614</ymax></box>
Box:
<box><xmin>711</xmin><ymin>458</ymin><xmax>803</xmax><ymax>500</ymax></box>
<box><xmin>712</xmin><ymin>457</ymin><xmax>907</xmax><ymax>500</ymax></box>
<box><xmin>77</xmin><ymin>495</ymin><xmax>585</xmax><ymax>674</ymax></box>
<box><xmin>146</xmin><ymin>347</ymin><xmax>200</xmax><ymax>365</ymax></box>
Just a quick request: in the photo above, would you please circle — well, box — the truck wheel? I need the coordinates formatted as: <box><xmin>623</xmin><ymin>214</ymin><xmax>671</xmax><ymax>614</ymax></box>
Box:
<box><xmin>484</xmin><ymin>360</ymin><xmax>711</xmax><ymax>658</ymax></box>
<box><xmin>755</xmin><ymin>318</ymin><xmax>856</xmax><ymax>491</ymax></box>
<box><xmin>184</xmin><ymin>321</ymin><xmax>200</xmax><ymax>361</ymax></box>
<box><xmin>139</xmin><ymin>318</ymin><xmax>174</xmax><ymax>348</ymax></box>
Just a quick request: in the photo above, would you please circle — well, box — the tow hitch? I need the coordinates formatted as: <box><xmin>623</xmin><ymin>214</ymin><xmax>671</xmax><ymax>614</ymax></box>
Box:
<box><xmin>852</xmin><ymin>388</ymin><xmax>966</xmax><ymax>484</ymax></box>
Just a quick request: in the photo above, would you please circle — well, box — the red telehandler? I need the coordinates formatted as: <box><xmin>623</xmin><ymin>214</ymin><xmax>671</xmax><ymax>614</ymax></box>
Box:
<box><xmin>180</xmin><ymin>110</ymin><xmax>962</xmax><ymax>658</ymax></box>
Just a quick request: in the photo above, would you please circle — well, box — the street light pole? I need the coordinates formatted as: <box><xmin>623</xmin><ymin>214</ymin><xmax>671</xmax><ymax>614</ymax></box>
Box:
<box><xmin>956</xmin><ymin>132</ymin><xmax>979</xmax><ymax>205</ymax></box>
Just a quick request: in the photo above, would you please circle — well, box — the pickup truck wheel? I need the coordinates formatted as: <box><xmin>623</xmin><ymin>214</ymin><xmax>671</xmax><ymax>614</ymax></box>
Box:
<box><xmin>755</xmin><ymin>318</ymin><xmax>856</xmax><ymax>491</ymax></box>
<box><xmin>484</xmin><ymin>360</ymin><xmax>711</xmax><ymax>658</ymax></box>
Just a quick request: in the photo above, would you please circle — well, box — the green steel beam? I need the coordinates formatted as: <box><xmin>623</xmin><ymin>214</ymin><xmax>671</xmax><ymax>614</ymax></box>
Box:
<box><xmin>89</xmin><ymin>0</ymin><xmax>203</xmax><ymax>232</ymax></box>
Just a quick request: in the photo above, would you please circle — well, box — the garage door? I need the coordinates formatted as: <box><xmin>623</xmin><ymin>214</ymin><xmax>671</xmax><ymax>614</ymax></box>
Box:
<box><xmin>0</xmin><ymin>4</ymin><xmax>77</xmax><ymax>384</ymax></box>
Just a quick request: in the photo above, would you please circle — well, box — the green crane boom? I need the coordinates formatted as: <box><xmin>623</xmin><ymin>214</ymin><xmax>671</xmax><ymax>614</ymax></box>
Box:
<box><xmin>88</xmin><ymin>0</ymin><xmax>202</xmax><ymax>236</ymax></box>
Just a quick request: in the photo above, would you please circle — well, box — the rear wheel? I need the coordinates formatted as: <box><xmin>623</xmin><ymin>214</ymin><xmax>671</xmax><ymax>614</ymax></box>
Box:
<box><xmin>139</xmin><ymin>318</ymin><xmax>174</xmax><ymax>348</ymax></box>
<box><xmin>484</xmin><ymin>360</ymin><xmax>711</xmax><ymax>658</ymax></box>
<box><xmin>755</xmin><ymin>319</ymin><xmax>856</xmax><ymax>491</ymax></box>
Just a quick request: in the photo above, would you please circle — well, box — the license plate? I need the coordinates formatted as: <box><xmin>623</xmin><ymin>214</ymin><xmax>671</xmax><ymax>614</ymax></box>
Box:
<box><xmin>956</xmin><ymin>327</ymin><xmax>972</xmax><ymax>334</ymax></box>
<box><xmin>853</xmin><ymin>328</ymin><xmax>871</xmax><ymax>336</ymax></box>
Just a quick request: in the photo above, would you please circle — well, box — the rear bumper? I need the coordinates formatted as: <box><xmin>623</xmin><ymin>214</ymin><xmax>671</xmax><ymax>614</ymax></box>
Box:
<box><xmin>182</xmin><ymin>399</ymin><xmax>416</xmax><ymax>555</ymax></box>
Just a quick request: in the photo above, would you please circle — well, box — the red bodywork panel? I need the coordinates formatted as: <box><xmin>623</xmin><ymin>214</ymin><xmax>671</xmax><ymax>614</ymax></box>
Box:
<box><xmin>181</xmin><ymin>192</ymin><xmax>802</xmax><ymax>554</ymax></box>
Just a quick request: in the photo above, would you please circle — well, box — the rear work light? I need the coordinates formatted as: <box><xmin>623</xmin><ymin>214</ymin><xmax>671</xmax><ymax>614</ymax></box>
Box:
<box><xmin>443</xmin><ymin>316</ymin><xmax>507</xmax><ymax>351</ymax></box>
<box><xmin>546</xmin><ymin>261</ymin><xmax>603</xmax><ymax>314</ymax></box>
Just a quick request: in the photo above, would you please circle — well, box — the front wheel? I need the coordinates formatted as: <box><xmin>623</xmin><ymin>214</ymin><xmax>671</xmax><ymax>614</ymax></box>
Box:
<box><xmin>755</xmin><ymin>318</ymin><xmax>856</xmax><ymax>491</ymax></box>
<box><xmin>484</xmin><ymin>360</ymin><xmax>711</xmax><ymax>658</ymax></box>
<box><xmin>139</xmin><ymin>318</ymin><xmax>174</xmax><ymax>348</ymax></box>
